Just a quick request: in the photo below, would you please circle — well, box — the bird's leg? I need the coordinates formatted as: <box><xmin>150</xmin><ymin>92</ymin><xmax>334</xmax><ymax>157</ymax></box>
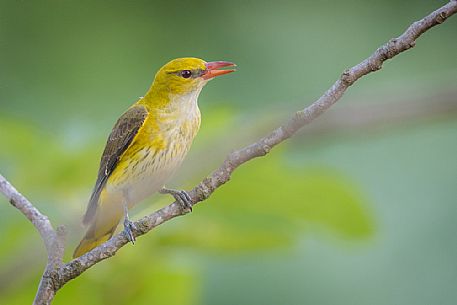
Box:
<box><xmin>160</xmin><ymin>187</ymin><xmax>193</xmax><ymax>212</ymax></box>
<box><xmin>122</xmin><ymin>203</ymin><xmax>136</xmax><ymax>244</ymax></box>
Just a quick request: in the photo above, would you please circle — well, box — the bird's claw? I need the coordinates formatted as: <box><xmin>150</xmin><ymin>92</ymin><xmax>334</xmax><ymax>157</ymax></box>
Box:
<box><xmin>123</xmin><ymin>218</ymin><xmax>136</xmax><ymax>244</ymax></box>
<box><xmin>161</xmin><ymin>188</ymin><xmax>193</xmax><ymax>212</ymax></box>
<box><xmin>176</xmin><ymin>190</ymin><xmax>193</xmax><ymax>212</ymax></box>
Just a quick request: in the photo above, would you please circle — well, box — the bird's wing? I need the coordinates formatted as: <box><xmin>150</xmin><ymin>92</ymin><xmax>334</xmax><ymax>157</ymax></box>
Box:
<box><xmin>83</xmin><ymin>104</ymin><xmax>149</xmax><ymax>225</ymax></box>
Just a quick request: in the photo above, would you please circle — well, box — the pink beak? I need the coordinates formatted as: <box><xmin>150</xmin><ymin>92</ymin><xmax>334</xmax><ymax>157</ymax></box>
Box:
<box><xmin>202</xmin><ymin>61</ymin><xmax>236</xmax><ymax>80</ymax></box>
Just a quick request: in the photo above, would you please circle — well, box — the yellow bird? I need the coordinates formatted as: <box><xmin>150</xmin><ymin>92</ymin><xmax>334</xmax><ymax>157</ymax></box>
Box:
<box><xmin>73</xmin><ymin>58</ymin><xmax>236</xmax><ymax>258</ymax></box>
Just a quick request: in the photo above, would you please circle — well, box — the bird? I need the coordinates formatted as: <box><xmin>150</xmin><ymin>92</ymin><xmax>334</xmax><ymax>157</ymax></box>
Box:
<box><xmin>73</xmin><ymin>57</ymin><xmax>236</xmax><ymax>258</ymax></box>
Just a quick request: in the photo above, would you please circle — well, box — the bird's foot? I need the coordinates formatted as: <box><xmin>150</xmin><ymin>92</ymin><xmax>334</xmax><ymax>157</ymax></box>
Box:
<box><xmin>123</xmin><ymin>218</ymin><xmax>136</xmax><ymax>244</ymax></box>
<box><xmin>160</xmin><ymin>187</ymin><xmax>193</xmax><ymax>212</ymax></box>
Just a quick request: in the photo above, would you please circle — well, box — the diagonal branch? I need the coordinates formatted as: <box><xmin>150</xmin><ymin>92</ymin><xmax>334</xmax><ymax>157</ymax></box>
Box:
<box><xmin>60</xmin><ymin>0</ymin><xmax>457</xmax><ymax>284</ymax></box>
<box><xmin>1</xmin><ymin>1</ymin><xmax>456</xmax><ymax>304</ymax></box>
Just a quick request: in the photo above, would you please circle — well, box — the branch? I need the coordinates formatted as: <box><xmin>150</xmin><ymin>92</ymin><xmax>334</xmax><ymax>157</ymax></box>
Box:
<box><xmin>296</xmin><ymin>89</ymin><xmax>457</xmax><ymax>139</ymax></box>
<box><xmin>1</xmin><ymin>1</ymin><xmax>456</xmax><ymax>304</ymax></box>
<box><xmin>0</xmin><ymin>175</ymin><xmax>62</xmax><ymax>263</ymax></box>
<box><xmin>61</xmin><ymin>0</ymin><xmax>457</xmax><ymax>282</ymax></box>
<box><xmin>0</xmin><ymin>174</ymin><xmax>65</xmax><ymax>304</ymax></box>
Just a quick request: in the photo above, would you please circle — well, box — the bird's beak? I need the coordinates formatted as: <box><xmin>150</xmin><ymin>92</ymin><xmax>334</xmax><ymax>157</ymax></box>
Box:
<box><xmin>202</xmin><ymin>61</ymin><xmax>236</xmax><ymax>80</ymax></box>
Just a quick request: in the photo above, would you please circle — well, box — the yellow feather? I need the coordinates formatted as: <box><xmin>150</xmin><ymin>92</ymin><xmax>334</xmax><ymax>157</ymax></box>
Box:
<box><xmin>74</xmin><ymin>57</ymin><xmax>233</xmax><ymax>258</ymax></box>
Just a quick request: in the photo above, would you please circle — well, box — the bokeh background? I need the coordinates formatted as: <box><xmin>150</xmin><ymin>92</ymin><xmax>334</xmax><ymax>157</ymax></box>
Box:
<box><xmin>1</xmin><ymin>1</ymin><xmax>456</xmax><ymax>304</ymax></box>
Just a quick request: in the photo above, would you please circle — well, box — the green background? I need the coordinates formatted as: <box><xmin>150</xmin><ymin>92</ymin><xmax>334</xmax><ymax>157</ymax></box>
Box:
<box><xmin>1</xmin><ymin>0</ymin><xmax>456</xmax><ymax>304</ymax></box>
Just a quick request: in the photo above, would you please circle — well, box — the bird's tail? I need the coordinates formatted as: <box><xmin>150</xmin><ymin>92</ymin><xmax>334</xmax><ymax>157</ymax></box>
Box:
<box><xmin>74</xmin><ymin>190</ymin><xmax>124</xmax><ymax>258</ymax></box>
<box><xmin>73</xmin><ymin>224</ymin><xmax>117</xmax><ymax>258</ymax></box>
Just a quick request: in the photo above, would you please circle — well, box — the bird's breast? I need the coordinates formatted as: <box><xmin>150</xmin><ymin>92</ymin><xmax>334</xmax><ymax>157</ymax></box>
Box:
<box><xmin>107</xmin><ymin>103</ymin><xmax>201</xmax><ymax>206</ymax></box>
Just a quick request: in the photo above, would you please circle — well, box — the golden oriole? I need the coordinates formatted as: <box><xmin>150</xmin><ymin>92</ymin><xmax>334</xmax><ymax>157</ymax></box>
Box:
<box><xmin>73</xmin><ymin>58</ymin><xmax>236</xmax><ymax>258</ymax></box>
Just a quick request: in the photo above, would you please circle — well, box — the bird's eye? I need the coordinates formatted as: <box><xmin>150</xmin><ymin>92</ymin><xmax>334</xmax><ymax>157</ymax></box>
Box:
<box><xmin>180</xmin><ymin>70</ymin><xmax>192</xmax><ymax>78</ymax></box>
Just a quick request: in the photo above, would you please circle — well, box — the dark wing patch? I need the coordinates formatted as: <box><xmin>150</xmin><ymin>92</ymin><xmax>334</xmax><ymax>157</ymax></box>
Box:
<box><xmin>82</xmin><ymin>105</ymin><xmax>148</xmax><ymax>225</ymax></box>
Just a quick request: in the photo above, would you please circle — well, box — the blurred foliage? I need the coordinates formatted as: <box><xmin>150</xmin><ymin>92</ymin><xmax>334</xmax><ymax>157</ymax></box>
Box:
<box><xmin>0</xmin><ymin>112</ymin><xmax>372</xmax><ymax>304</ymax></box>
<box><xmin>159</xmin><ymin>152</ymin><xmax>373</xmax><ymax>253</ymax></box>
<box><xmin>0</xmin><ymin>0</ymin><xmax>456</xmax><ymax>304</ymax></box>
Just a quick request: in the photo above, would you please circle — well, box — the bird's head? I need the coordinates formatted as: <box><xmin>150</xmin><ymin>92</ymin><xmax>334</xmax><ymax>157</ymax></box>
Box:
<box><xmin>150</xmin><ymin>57</ymin><xmax>236</xmax><ymax>96</ymax></box>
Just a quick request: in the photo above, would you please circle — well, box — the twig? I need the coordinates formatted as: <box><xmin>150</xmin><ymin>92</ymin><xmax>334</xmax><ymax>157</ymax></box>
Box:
<box><xmin>0</xmin><ymin>175</ymin><xmax>56</xmax><ymax>256</ymax></box>
<box><xmin>1</xmin><ymin>1</ymin><xmax>456</xmax><ymax>304</ymax></box>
